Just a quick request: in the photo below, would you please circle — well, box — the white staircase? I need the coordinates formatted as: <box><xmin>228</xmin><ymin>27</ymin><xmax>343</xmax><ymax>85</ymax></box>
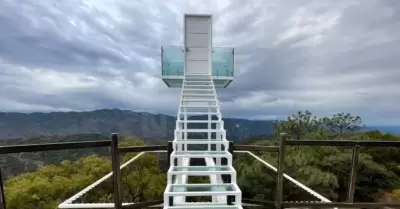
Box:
<box><xmin>163</xmin><ymin>74</ymin><xmax>242</xmax><ymax>209</ymax></box>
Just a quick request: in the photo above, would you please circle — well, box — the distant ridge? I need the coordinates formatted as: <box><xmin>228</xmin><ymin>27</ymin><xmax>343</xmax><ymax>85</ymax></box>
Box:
<box><xmin>364</xmin><ymin>125</ymin><xmax>400</xmax><ymax>134</ymax></box>
<box><xmin>0</xmin><ymin>108</ymin><xmax>276</xmax><ymax>140</ymax></box>
<box><xmin>0</xmin><ymin>108</ymin><xmax>398</xmax><ymax>140</ymax></box>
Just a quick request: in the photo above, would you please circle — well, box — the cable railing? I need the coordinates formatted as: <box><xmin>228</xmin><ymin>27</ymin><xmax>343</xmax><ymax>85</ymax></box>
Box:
<box><xmin>1</xmin><ymin>133</ymin><xmax>400</xmax><ymax>209</ymax></box>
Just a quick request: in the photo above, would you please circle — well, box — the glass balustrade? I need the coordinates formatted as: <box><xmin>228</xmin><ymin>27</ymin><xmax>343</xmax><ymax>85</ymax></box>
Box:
<box><xmin>162</xmin><ymin>46</ymin><xmax>185</xmax><ymax>76</ymax></box>
<box><xmin>162</xmin><ymin>46</ymin><xmax>234</xmax><ymax>77</ymax></box>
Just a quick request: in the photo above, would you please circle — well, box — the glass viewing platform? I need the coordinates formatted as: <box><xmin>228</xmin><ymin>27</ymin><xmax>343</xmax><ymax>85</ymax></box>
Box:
<box><xmin>161</xmin><ymin>46</ymin><xmax>234</xmax><ymax>88</ymax></box>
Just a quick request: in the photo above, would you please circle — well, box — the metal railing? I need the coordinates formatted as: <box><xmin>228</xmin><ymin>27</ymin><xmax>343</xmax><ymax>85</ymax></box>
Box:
<box><xmin>274</xmin><ymin>133</ymin><xmax>400</xmax><ymax>209</ymax></box>
<box><xmin>0</xmin><ymin>168</ymin><xmax>4</xmax><ymax>209</ymax></box>
<box><xmin>1</xmin><ymin>133</ymin><xmax>400</xmax><ymax>209</ymax></box>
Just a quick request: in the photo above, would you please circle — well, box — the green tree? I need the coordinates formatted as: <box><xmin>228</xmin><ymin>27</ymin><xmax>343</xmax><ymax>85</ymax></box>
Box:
<box><xmin>254</xmin><ymin>111</ymin><xmax>400</xmax><ymax>202</ymax></box>
<box><xmin>321</xmin><ymin>112</ymin><xmax>364</xmax><ymax>137</ymax></box>
<box><xmin>275</xmin><ymin>110</ymin><xmax>319</xmax><ymax>140</ymax></box>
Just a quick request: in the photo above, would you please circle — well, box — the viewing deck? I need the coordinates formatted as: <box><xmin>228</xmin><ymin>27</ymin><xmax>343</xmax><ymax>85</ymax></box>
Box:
<box><xmin>2</xmin><ymin>135</ymin><xmax>400</xmax><ymax>209</ymax></box>
<box><xmin>161</xmin><ymin>46</ymin><xmax>234</xmax><ymax>88</ymax></box>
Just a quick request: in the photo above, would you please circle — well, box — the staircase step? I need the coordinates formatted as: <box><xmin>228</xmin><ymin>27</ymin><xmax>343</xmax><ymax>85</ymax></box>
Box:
<box><xmin>182</xmin><ymin>95</ymin><xmax>215</xmax><ymax>99</ymax></box>
<box><xmin>166</xmin><ymin>205</ymin><xmax>242</xmax><ymax>209</ymax></box>
<box><xmin>185</xmin><ymin>75</ymin><xmax>211</xmax><ymax>78</ymax></box>
<box><xmin>183</xmin><ymin>89</ymin><xmax>214</xmax><ymax>92</ymax></box>
<box><xmin>183</xmin><ymin>87</ymin><xmax>213</xmax><ymax>90</ymax></box>
<box><xmin>165</xmin><ymin>201</ymin><xmax>244</xmax><ymax>209</ymax></box>
<box><xmin>182</xmin><ymin>98</ymin><xmax>216</xmax><ymax>102</ymax></box>
<box><xmin>182</xmin><ymin>93</ymin><xmax>215</xmax><ymax>96</ymax></box>
<box><xmin>185</xmin><ymin>81</ymin><xmax>213</xmax><ymax>84</ymax></box>
<box><xmin>168</xmin><ymin>165</ymin><xmax>235</xmax><ymax>175</ymax></box>
<box><xmin>171</xmin><ymin>150</ymin><xmax>231</xmax><ymax>158</ymax></box>
<box><xmin>178</xmin><ymin>112</ymin><xmax>220</xmax><ymax>116</ymax></box>
<box><xmin>177</xmin><ymin>120</ymin><xmax>222</xmax><ymax>123</ymax></box>
<box><xmin>181</xmin><ymin>105</ymin><xmax>218</xmax><ymax>108</ymax></box>
<box><xmin>173</xmin><ymin>138</ymin><xmax>226</xmax><ymax>141</ymax></box>
<box><xmin>180</xmin><ymin>109</ymin><xmax>219</xmax><ymax>113</ymax></box>
<box><xmin>166</xmin><ymin>183</ymin><xmax>240</xmax><ymax>196</ymax></box>
<box><xmin>185</xmin><ymin>74</ymin><xmax>211</xmax><ymax>77</ymax></box>
<box><xmin>176</xmin><ymin>129</ymin><xmax>225</xmax><ymax>133</ymax></box>
<box><xmin>185</xmin><ymin>79</ymin><xmax>213</xmax><ymax>82</ymax></box>
<box><xmin>185</xmin><ymin>78</ymin><xmax>211</xmax><ymax>80</ymax></box>
<box><xmin>182</xmin><ymin>96</ymin><xmax>216</xmax><ymax>100</ymax></box>
<box><xmin>181</xmin><ymin>101</ymin><xmax>218</xmax><ymax>106</ymax></box>
<box><xmin>183</xmin><ymin>85</ymin><xmax>213</xmax><ymax>88</ymax></box>
<box><xmin>173</xmin><ymin>140</ymin><xmax>229</xmax><ymax>145</ymax></box>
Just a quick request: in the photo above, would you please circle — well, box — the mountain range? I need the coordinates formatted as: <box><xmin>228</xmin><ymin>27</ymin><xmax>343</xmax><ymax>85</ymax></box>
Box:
<box><xmin>0</xmin><ymin>108</ymin><xmax>276</xmax><ymax>140</ymax></box>
<box><xmin>0</xmin><ymin>108</ymin><xmax>399</xmax><ymax>178</ymax></box>
<box><xmin>0</xmin><ymin>108</ymin><xmax>399</xmax><ymax>141</ymax></box>
<box><xmin>364</xmin><ymin>125</ymin><xmax>400</xmax><ymax>134</ymax></box>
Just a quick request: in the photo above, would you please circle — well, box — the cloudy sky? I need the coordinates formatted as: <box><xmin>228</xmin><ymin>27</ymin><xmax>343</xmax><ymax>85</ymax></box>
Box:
<box><xmin>0</xmin><ymin>0</ymin><xmax>399</xmax><ymax>125</ymax></box>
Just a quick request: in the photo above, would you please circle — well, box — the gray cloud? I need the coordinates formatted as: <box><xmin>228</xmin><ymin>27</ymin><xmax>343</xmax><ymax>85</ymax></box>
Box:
<box><xmin>0</xmin><ymin>0</ymin><xmax>399</xmax><ymax>125</ymax></box>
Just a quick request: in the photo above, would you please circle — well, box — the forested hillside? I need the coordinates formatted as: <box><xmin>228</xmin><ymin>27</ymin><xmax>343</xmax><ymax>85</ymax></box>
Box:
<box><xmin>0</xmin><ymin>134</ymin><xmax>169</xmax><ymax>178</ymax></box>
<box><xmin>2</xmin><ymin>111</ymin><xmax>400</xmax><ymax>209</ymax></box>
<box><xmin>4</xmin><ymin>139</ymin><xmax>166</xmax><ymax>209</ymax></box>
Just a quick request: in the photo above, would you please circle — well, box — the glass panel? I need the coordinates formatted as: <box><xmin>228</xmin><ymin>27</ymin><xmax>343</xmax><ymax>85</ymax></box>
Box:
<box><xmin>172</xmin><ymin>166</ymin><xmax>231</xmax><ymax>172</ymax></box>
<box><xmin>161</xmin><ymin>46</ymin><xmax>234</xmax><ymax>77</ymax></box>
<box><xmin>212</xmin><ymin>47</ymin><xmax>234</xmax><ymax>77</ymax></box>
<box><xmin>169</xmin><ymin>184</ymin><xmax>235</xmax><ymax>192</ymax></box>
<box><xmin>163</xmin><ymin>78</ymin><xmax>183</xmax><ymax>86</ymax></box>
<box><xmin>213</xmin><ymin>79</ymin><xmax>226</xmax><ymax>86</ymax></box>
<box><xmin>162</xmin><ymin>46</ymin><xmax>185</xmax><ymax>76</ymax></box>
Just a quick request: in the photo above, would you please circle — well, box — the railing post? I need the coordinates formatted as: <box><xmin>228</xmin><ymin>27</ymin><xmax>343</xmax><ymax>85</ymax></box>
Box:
<box><xmin>167</xmin><ymin>141</ymin><xmax>174</xmax><ymax>206</ymax></box>
<box><xmin>111</xmin><ymin>133</ymin><xmax>122</xmax><ymax>209</ymax></box>
<box><xmin>232</xmin><ymin>48</ymin><xmax>235</xmax><ymax>77</ymax></box>
<box><xmin>347</xmin><ymin>145</ymin><xmax>360</xmax><ymax>203</ymax></box>
<box><xmin>275</xmin><ymin>133</ymin><xmax>287</xmax><ymax>209</ymax></box>
<box><xmin>0</xmin><ymin>168</ymin><xmax>6</xmax><ymax>209</ymax></box>
<box><xmin>167</xmin><ymin>141</ymin><xmax>173</xmax><ymax>167</ymax></box>
<box><xmin>225</xmin><ymin>141</ymin><xmax>234</xmax><ymax>205</ymax></box>
<box><xmin>161</xmin><ymin>46</ymin><xmax>163</xmax><ymax>75</ymax></box>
